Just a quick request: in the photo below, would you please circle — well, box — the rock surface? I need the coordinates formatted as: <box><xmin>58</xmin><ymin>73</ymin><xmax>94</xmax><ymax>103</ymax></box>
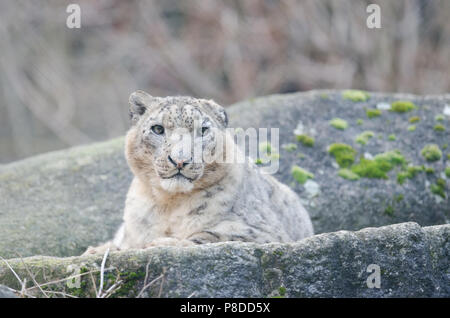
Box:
<box><xmin>0</xmin><ymin>222</ymin><xmax>448</xmax><ymax>297</ymax></box>
<box><xmin>0</xmin><ymin>285</ymin><xmax>17</xmax><ymax>298</ymax></box>
<box><xmin>0</xmin><ymin>90</ymin><xmax>449</xmax><ymax>259</ymax></box>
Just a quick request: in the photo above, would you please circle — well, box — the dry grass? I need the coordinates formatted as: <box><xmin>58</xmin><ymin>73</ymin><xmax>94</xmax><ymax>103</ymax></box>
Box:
<box><xmin>0</xmin><ymin>250</ymin><xmax>166</xmax><ymax>298</ymax></box>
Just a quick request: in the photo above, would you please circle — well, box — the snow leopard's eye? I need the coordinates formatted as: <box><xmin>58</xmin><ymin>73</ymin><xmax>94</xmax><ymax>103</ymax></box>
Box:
<box><xmin>151</xmin><ymin>125</ymin><xmax>165</xmax><ymax>135</ymax></box>
<box><xmin>201</xmin><ymin>127</ymin><xmax>209</xmax><ymax>136</ymax></box>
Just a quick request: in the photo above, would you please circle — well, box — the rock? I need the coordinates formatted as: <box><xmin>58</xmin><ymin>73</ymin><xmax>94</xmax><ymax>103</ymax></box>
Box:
<box><xmin>228</xmin><ymin>91</ymin><xmax>449</xmax><ymax>234</ymax></box>
<box><xmin>0</xmin><ymin>285</ymin><xmax>17</xmax><ymax>298</ymax></box>
<box><xmin>0</xmin><ymin>90</ymin><xmax>449</xmax><ymax>259</ymax></box>
<box><xmin>0</xmin><ymin>222</ymin><xmax>448</xmax><ymax>297</ymax></box>
<box><xmin>0</xmin><ymin>138</ymin><xmax>131</xmax><ymax>258</ymax></box>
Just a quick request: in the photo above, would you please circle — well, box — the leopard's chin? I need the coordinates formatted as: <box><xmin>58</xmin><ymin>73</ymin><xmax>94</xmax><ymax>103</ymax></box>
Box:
<box><xmin>160</xmin><ymin>175</ymin><xmax>195</xmax><ymax>193</ymax></box>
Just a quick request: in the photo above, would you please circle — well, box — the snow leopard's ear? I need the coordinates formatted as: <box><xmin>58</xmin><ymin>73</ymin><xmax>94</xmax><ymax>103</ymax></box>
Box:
<box><xmin>204</xmin><ymin>99</ymin><xmax>228</xmax><ymax>128</ymax></box>
<box><xmin>129</xmin><ymin>90</ymin><xmax>154</xmax><ymax>124</ymax></box>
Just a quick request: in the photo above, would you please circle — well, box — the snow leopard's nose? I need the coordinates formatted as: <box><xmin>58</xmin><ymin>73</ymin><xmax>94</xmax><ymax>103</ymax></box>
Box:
<box><xmin>168</xmin><ymin>155</ymin><xmax>191</xmax><ymax>169</ymax></box>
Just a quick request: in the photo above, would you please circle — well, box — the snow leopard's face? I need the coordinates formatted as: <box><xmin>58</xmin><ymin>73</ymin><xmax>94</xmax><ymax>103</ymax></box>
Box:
<box><xmin>126</xmin><ymin>91</ymin><xmax>228</xmax><ymax>193</ymax></box>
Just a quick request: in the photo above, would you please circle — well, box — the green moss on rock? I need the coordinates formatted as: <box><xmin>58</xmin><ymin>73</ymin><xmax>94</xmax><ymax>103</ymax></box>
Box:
<box><xmin>282</xmin><ymin>143</ymin><xmax>297</xmax><ymax>152</ymax></box>
<box><xmin>425</xmin><ymin>167</ymin><xmax>435</xmax><ymax>174</ymax></box>
<box><xmin>356</xmin><ymin>131</ymin><xmax>375</xmax><ymax>145</ymax></box>
<box><xmin>366</xmin><ymin>109</ymin><xmax>381</xmax><ymax>119</ymax></box>
<box><xmin>435</xmin><ymin>115</ymin><xmax>445</xmax><ymax>122</ymax></box>
<box><xmin>388</xmin><ymin>134</ymin><xmax>396</xmax><ymax>141</ymax></box>
<box><xmin>384</xmin><ymin>204</ymin><xmax>395</xmax><ymax>216</ymax></box>
<box><xmin>434</xmin><ymin>124</ymin><xmax>445</xmax><ymax>132</ymax></box>
<box><xmin>409</xmin><ymin>116</ymin><xmax>420</xmax><ymax>123</ymax></box>
<box><xmin>374</xmin><ymin>150</ymin><xmax>407</xmax><ymax>166</ymax></box>
<box><xmin>342</xmin><ymin>90</ymin><xmax>370</xmax><ymax>102</ymax></box>
<box><xmin>291</xmin><ymin>166</ymin><xmax>314</xmax><ymax>184</ymax></box>
<box><xmin>408</xmin><ymin>125</ymin><xmax>417</xmax><ymax>132</ymax></box>
<box><xmin>430</xmin><ymin>178</ymin><xmax>446</xmax><ymax>199</ymax></box>
<box><xmin>328</xmin><ymin>143</ymin><xmax>357</xmax><ymax>168</ymax></box>
<box><xmin>296</xmin><ymin>134</ymin><xmax>315</xmax><ymax>147</ymax></box>
<box><xmin>338</xmin><ymin>168</ymin><xmax>360</xmax><ymax>181</ymax></box>
<box><xmin>421</xmin><ymin>144</ymin><xmax>442</xmax><ymax>162</ymax></box>
<box><xmin>351</xmin><ymin>150</ymin><xmax>406</xmax><ymax>180</ymax></box>
<box><xmin>351</xmin><ymin>158</ymin><xmax>392</xmax><ymax>179</ymax></box>
<box><xmin>397</xmin><ymin>166</ymin><xmax>423</xmax><ymax>185</ymax></box>
<box><xmin>329</xmin><ymin>118</ymin><xmax>348</xmax><ymax>130</ymax></box>
<box><xmin>445</xmin><ymin>166</ymin><xmax>450</xmax><ymax>178</ymax></box>
<box><xmin>390</xmin><ymin>101</ymin><xmax>416</xmax><ymax>113</ymax></box>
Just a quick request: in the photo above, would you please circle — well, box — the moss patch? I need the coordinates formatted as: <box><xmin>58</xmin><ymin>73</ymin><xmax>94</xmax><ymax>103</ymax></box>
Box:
<box><xmin>430</xmin><ymin>178</ymin><xmax>446</xmax><ymax>199</ymax></box>
<box><xmin>282</xmin><ymin>143</ymin><xmax>297</xmax><ymax>152</ymax></box>
<box><xmin>355</xmin><ymin>131</ymin><xmax>375</xmax><ymax>145</ymax></box>
<box><xmin>388</xmin><ymin>134</ymin><xmax>396</xmax><ymax>141</ymax></box>
<box><xmin>338</xmin><ymin>168</ymin><xmax>360</xmax><ymax>181</ymax></box>
<box><xmin>329</xmin><ymin>118</ymin><xmax>348</xmax><ymax>130</ymax></box>
<box><xmin>366</xmin><ymin>109</ymin><xmax>381</xmax><ymax>119</ymax></box>
<box><xmin>357</xmin><ymin>119</ymin><xmax>364</xmax><ymax>125</ymax></box>
<box><xmin>445</xmin><ymin>166</ymin><xmax>450</xmax><ymax>178</ymax></box>
<box><xmin>408</xmin><ymin>125</ymin><xmax>416</xmax><ymax>132</ymax></box>
<box><xmin>434</xmin><ymin>124</ymin><xmax>445</xmax><ymax>132</ymax></box>
<box><xmin>374</xmin><ymin>150</ymin><xmax>407</xmax><ymax>166</ymax></box>
<box><xmin>421</xmin><ymin>144</ymin><xmax>442</xmax><ymax>162</ymax></box>
<box><xmin>342</xmin><ymin>90</ymin><xmax>370</xmax><ymax>102</ymax></box>
<box><xmin>351</xmin><ymin>159</ymin><xmax>387</xmax><ymax>179</ymax></box>
<box><xmin>435</xmin><ymin>115</ymin><xmax>445</xmax><ymax>122</ymax></box>
<box><xmin>390</xmin><ymin>101</ymin><xmax>416</xmax><ymax>113</ymax></box>
<box><xmin>328</xmin><ymin>143</ymin><xmax>357</xmax><ymax>168</ymax></box>
<box><xmin>409</xmin><ymin>116</ymin><xmax>420</xmax><ymax>123</ymax></box>
<box><xmin>351</xmin><ymin>150</ymin><xmax>406</xmax><ymax>180</ymax></box>
<box><xmin>384</xmin><ymin>205</ymin><xmax>395</xmax><ymax>217</ymax></box>
<box><xmin>397</xmin><ymin>166</ymin><xmax>423</xmax><ymax>185</ymax></box>
<box><xmin>291</xmin><ymin>166</ymin><xmax>314</xmax><ymax>184</ymax></box>
<box><xmin>296</xmin><ymin>134</ymin><xmax>315</xmax><ymax>147</ymax></box>
<box><xmin>425</xmin><ymin>167</ymin><xmax>435</xmax><ymax>174</ymax></box>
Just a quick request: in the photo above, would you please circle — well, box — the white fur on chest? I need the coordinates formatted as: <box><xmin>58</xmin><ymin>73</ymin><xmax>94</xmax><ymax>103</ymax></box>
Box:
<box><xmin>122</xmin><ymin>186</ymin><xmax>212</xmax><ymax>245</ymax></box>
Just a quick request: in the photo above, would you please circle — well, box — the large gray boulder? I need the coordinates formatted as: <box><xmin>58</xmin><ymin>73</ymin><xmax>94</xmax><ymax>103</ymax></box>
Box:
<box><xmin>228</xmin><ymin>91</ymin><xmax>449</xmax><ymax>234</ymax></box>
<box><xmin>0</xmin><ymin>222</ymin><xmax>448</xmax><ymax>297</ymax></box>
<box><xmin>0</xmin><ymin>90</ymin><xmax>448</xmax><ymax>259</ymax></box>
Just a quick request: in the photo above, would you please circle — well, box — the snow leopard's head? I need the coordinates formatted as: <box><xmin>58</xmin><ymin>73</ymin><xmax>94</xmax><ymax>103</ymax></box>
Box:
<box><xmin>125</xmin><ymin>90</ymin><xmax>229</xmax><ymax>193</ymax></box>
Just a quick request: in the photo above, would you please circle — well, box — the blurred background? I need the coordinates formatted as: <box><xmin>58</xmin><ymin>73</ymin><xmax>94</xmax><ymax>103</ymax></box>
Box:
<box><xmin>0</xmin><ymin>0</ymin><xmax>449</xmax><ymax>163</ymax></box>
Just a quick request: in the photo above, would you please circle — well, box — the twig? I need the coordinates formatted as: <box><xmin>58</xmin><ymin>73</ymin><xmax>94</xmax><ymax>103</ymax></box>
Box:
<box><xmin>101</xmin><ymin>279</ymin><xmax>123</xmax><ymax>298</ymax></box>
<box><xmin>44</xmin><ymin>291</ymin><xmax>79</xmax><ymax>298</ymax></box>
<box><xmin>89</xmin><ymin>272</ymin><xmax>98</xmax><ymax>297</ymax></box>
<box><xmin>16</xmin><ymin>253</ymin><xmax>49</xmax><ymax>298</ymax></box>
<box><xmin>136</xmin><ymin>274</ymin><xmax>164</xmax><ymax>298</ymax></box>
<box><xmin>27</xmin><ymin>267</ymin><xmax>114</xmax><ymax>290</ymax></box>
<box><xmin>187</xmin><ymin>291</ymin><xmax>196</xmax><ymax>298</ymax></box>
<box><xmin>96</xmin><ymin>248</ymin><xmax>110</xmax><ymax>298</ymax></box>
<box><xmin>0</xmin><ymin>256</ymin><xmax>23</xmax><ymax>287</ymax></box>
<box><xmin>157</xmin><ymin>268</ymin><xmax>166</xmax><ymax>298</ymax></box>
